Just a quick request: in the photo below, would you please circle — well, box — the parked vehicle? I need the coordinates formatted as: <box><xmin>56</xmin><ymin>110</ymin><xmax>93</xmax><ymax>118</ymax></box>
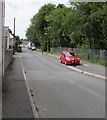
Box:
<box><xmin>60</xmin><ymin>51</ymin><xmax>80</xmax><ymax>65</ymax></box>
<box><xmin>28</xmin><ymin>46</ymin><xmax>32</xmax><ymax>50</ymax></box>
<box><xmin>31</xmin><ymin>46</ymin><xmax>36</xmax><ymax>51</ymax></box>
<box><xmin>28</xmin><ymin>46</ymin><xmax>36</xmax><ymax>51</ymax></box>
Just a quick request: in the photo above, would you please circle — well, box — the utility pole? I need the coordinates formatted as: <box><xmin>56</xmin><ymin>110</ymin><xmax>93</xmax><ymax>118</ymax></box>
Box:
<box><xmin>13</xmin><ymin>18</ymin><xmax>16</xmax><ymax>54</ymax></box>
<box><xmin>59</xmin><ymin>38</ymin><xmax>61</xmax><ymax>52</ymax></box>
<box><xmin>0</xmin><ymin>2</ymin><xmax>3</xmax><ymax>77</ymax></box>
<box><xmin>14</xmin><ymin>18</ymin><xmax>15</xmax><ymax>36</ymax></box>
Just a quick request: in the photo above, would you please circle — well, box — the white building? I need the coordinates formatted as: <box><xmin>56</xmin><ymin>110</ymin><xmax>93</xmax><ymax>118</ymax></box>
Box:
<box><xmin>4</xmin><ymin>26</ymin><xmax>14</xmax><ymax>49</ymax></box>
<box><xmin>4</xmin><ymin>26</ymin><xmax>10</xmax><ymax>49</ymax></box>
<box><xmin>21</xmin><ymin>41</ymin><xmax>31</xmax><ymax>47</ymax></box>
<box><xmin>0</xmin><ymin>1</ymin><xmax>5</xmax><ymax>77</ymax></box>
<box><xmin>9</xmin><ymin>37</ymin><xmax>14</xmax><ymax>46</ymax></box>
<box><xmin>0</xmin><ymin>0</ymin><xmax>5</xmax><ymax>119</ymax></box>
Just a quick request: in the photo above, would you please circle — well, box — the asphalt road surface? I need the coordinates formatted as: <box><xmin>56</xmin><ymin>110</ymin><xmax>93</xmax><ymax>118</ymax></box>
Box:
<box><xmin>21</xmin><ymin>48</ymin><xmax>105</xmax><ymax>118</ymax></box>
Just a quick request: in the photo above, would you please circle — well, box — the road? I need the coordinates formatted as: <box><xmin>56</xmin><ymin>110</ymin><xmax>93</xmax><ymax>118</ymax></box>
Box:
<box><xmin>21</xmin><ymin>48</ymin><xmax>105</xmax><ymax>118</ymax></box>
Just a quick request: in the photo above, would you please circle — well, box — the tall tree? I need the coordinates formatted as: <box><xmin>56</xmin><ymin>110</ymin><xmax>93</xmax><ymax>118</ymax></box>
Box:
<box><xmin>45</xmin><ymin>6</ymin><xmax>72</xmax><ymax>47</ymax></box>
<box><xmin>30</xmin><ymin>3</ymin><xmax>56</xmax><ymax>51</ymax></box>
<box><xmin>69</xmin><ymin>2</ymin><xmax>107</xmax><ymax>49</ymax></box>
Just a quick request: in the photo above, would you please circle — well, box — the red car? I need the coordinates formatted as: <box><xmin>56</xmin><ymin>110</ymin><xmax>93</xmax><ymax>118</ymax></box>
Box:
<box><xmin>60</xmin><ymin>51</ymin><xmax>80</xmax><ymax>65</ymax></box>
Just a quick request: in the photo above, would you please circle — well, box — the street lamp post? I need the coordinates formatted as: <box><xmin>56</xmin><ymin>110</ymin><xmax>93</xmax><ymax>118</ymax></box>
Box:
<box><xmin>59</xmin><ymin>38</ymin><xmax>61</xmax><ymax>52</ymax></box>
<box><xmin>45</xmin><ymin>32</ymin><xmax>50</xmax><ymax>52</ymax></box>
<box><xmin>45</xmin><ymin>32</ymin><xmax>48</xmax><ymax>52</ymax></box>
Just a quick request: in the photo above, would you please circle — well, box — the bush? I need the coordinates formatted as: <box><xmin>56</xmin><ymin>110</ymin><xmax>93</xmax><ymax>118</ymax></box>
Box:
<box><xmin>16</xmin><ymin>46</ymin><xmax>22</xmax><ymax>52</ymax></box>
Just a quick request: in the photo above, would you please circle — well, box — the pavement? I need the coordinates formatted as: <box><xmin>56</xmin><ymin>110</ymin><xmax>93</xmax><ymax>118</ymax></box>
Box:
<box><xmin>0</xmin><ymin>63</ymin><xmax>2</xmax><ymax>119</ymax></box>
<box><xmin>2</xmin><ymin>53</ymin><xmax>37</xmax><ymax>119</ymax></box>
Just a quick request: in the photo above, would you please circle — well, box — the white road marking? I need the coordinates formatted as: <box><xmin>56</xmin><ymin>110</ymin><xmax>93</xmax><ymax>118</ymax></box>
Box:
<box><xmin>70</xmin><ymin>81</ymin><xmax>74</xmax><ymax>84</ymax></box>
<box><xmin>44</xmin><ymin>108</ymin><xmax>47</xmax><ymax>111</ymax></box>
<box><xmin>82</xmin><ymin>64</ymin><xmax>90</xmax><ymax>66</ymax></box>
<box><xmin>68</xmin><ymin>66</ymin><xmax>105</xmax><ymax>80</ymax></box>
<box><xmin>69</xmin><ymin>66</ymin><xmax>83</xmax><ymax>73</ymax></box>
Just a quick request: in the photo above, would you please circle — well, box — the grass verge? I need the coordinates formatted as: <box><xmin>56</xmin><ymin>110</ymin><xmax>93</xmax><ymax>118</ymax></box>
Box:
<box><xmin>79</xmin><ymin>56</ymin><xmax>107</xmax><ymax>67</ymax></box>
<box><xmin>45</xmin><ymin>51</ymin><xmax>61</xmax><ymax>55</ymax></box>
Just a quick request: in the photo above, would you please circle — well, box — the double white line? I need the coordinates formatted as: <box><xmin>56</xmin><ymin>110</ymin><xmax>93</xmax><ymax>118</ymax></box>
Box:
<box><xmin>68</xmin><ymin>66</ymin><xmax>106</xmax><ymax>80</ymax></box>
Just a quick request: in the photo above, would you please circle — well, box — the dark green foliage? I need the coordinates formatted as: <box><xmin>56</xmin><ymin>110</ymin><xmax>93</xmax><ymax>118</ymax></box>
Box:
<box><xmin>26</xmin><ymin>2</ymin><xmax>107</xmax><ymax>50</ymax></box>
<box><xmin>26</xmin><ymin>3</ymin><xmax>56</xmax><ymax>50</ymax></box>
<box><xmin>16</xmin><ymin>46</ymin><xmax>22</xmax><ymax>52</ymax></box>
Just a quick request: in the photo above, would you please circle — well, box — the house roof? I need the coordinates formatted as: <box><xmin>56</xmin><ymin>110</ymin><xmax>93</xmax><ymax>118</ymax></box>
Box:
<box><xmin>22</xmin><ymin>41</ymin><xmax>29</xmax><ymax>45</ymax></box>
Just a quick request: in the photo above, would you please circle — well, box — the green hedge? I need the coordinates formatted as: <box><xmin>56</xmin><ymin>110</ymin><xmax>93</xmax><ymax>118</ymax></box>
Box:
<box><xmin>16</xmin><ymin>46</ymin><xmax>22</xmax><ymax>52</ymax></box>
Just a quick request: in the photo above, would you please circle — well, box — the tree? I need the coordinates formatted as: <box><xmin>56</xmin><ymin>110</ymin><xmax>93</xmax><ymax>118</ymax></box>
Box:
<box><xmin>26</xmin><ymin>25</ymin><xmax>40</xmax><ymax>47</ymax></box>
<box><xmin>26</xmin><ymin>3</ymin><xmax>56</xmax><ymax>51</ymax></box>
<box><xmin>45</xmin><ymin>6</ymin><xmax>72</xmax><ymax>47</ymax></box>
<box><xmin>26</xmin><ymin>2</ymin><xmax>107</xmax><ymax>50</ymax></box>
<box><xmin>69</xmin><ymin>2</ymin><xmax>107</xmax><ymax>49</ymax></box>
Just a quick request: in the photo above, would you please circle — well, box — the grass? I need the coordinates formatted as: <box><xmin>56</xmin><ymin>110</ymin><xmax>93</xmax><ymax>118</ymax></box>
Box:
<box><xmin>2</xmin><ymin>85</ymin><xmax>8</xmax><ymax>93</ymax></box>
<box><xmin>37</xmin><ymin>48</ymin><xmax>42</xmax><ymax>51</ymax></box>
<box><xmin>45</xmin><ymin>51</ymin><xmax>61</xmax><ymax>55</ymax></box>
<box><xmin>79</xmin><ymin>56</ymin><xmax>107</xmax><ymax>67</ymax></box>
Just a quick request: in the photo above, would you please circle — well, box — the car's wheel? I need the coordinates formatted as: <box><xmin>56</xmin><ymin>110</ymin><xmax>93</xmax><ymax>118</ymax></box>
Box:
<box><xmin>65</xmin><ymin>61</ymin><xmax>68</xmax><ymax>65</ymax></box>
<box><xmin>60</xmin><ymin>59</ymin><xmax>62</xmax><ymax>63</ymax></box>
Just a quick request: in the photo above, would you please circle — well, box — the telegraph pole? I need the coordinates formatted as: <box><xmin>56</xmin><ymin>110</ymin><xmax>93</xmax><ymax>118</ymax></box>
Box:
<box><xmin>14</xmin><ymin>18</ymin><xmax>15</xmax><ymax>36</ymax></box>
<box><xmin>13</xmin><ymin>18</ymin><xmax>16</xmax><ymax>54</ymax></box>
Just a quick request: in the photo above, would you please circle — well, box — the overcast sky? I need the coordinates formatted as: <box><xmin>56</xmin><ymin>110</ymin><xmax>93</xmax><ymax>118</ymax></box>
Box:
<box><xmin>5</xmin><ymin>0</ymin><xmax>69</xmax><ymax>39</ymax></box>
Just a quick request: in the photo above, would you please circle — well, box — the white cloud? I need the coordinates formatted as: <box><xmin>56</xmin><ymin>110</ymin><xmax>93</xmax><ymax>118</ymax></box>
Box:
<box><xmin>5</xmin><ymin>0</ymin><xmax>69</xmax><ymax>39</ymax></box>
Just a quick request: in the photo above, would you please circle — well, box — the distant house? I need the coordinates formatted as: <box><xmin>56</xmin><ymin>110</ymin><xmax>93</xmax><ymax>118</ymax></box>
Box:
<box><xmin>21</xmin><ymin>41</ymin><xmax>31</xmax><ymax>47</ymax></box>
<box><xmin>9</xmin><ymin>37</ymin><xmax>14</xmax><ymax>46</ymax></box>
<box><xmin>4</xmin><ymin>26</ymin><xmax>14</xmax><ymax>49</ymax></box>
<box><xmin>4</xmin><ymin>26</ymin><xmax>10</xmax><ymax>49</ymax></box>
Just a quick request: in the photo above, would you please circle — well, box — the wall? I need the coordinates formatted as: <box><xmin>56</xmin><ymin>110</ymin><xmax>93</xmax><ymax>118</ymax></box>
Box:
<box><xmin>4</xmin><ymin>49</ymin><xmax>13</xmax><ymax>70</ymax></box>
<box><xmin>4</xmin><ymin>26</ymin><xmax>10</xmax><ymax>49</ymax></box>
<box><xmin>4</xmin><ymin>27</ymin><xmax>13</xmax><ymax>70</ymax></box>
<box><xmin>0</xmin><ymin>2</ymin><xmax>13</xmax><ymax>118</ymax></box>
